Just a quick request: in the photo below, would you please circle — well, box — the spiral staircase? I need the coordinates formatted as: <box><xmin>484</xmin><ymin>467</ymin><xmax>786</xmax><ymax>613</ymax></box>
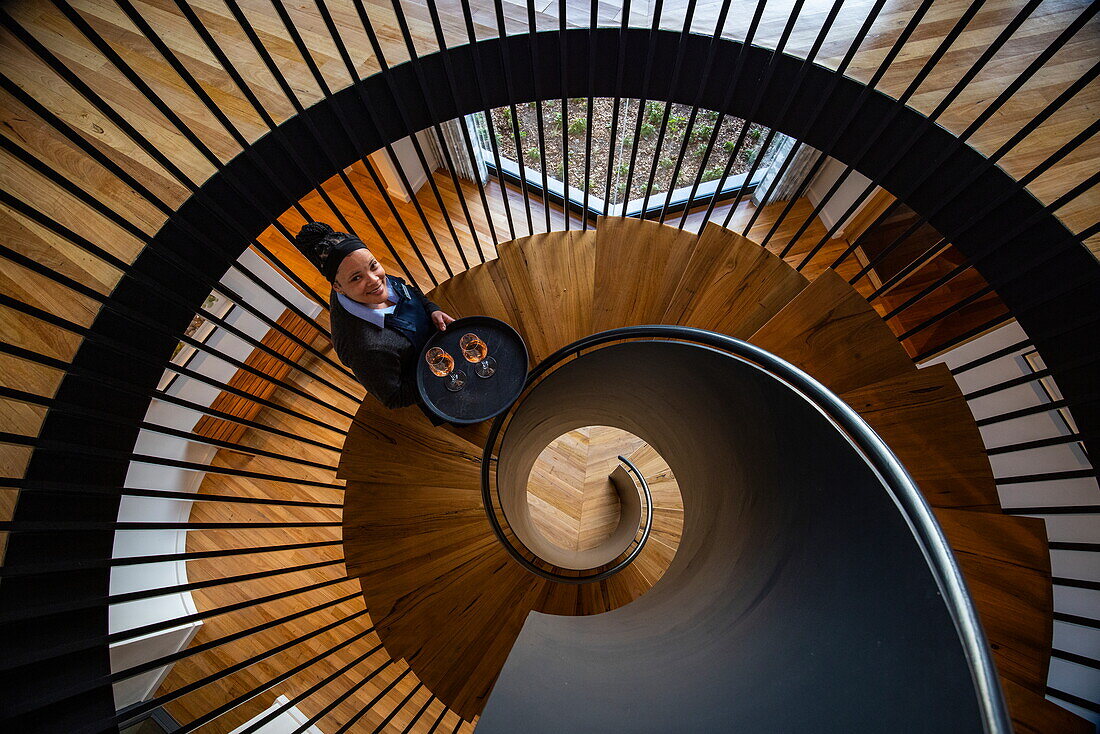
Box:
<box><xmin>313</xmin><ymin>214</ymin><xmax>1080</xmax><ymax>730</ymax></box>
<box><xmin>1</xmin><ymin>0</ymin><xmax>1098</xmax><ymax>732</ymax></box>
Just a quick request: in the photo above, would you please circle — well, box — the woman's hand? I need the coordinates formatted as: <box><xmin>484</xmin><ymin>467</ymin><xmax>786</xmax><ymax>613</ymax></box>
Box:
<box><xmin>431</xmin><ymin>310</ymin><xmax>455</xmax><ymax>331</ymax></box>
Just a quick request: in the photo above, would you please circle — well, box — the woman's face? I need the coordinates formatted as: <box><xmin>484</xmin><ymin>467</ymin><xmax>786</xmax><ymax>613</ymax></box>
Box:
<box><xmin>333</xmin><ymin>249</ymin><xmax>389</xmax><ymax>307</ymax></box>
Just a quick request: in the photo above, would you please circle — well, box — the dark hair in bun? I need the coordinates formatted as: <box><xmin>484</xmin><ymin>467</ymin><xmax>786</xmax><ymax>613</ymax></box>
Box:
<box><xmin>294</xmin><ymin>221</ymin><xmax>336</xmax><ymax>255</ymax></box>
<box><xmin>293</xmin><ymin>222</ymin><xmax>368</xmax><ymax>282</ymax></box>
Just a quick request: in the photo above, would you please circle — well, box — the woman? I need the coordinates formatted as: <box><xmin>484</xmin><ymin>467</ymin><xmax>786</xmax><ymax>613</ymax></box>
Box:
<box><xmin>295</xmin><ymin>222</ymin><xmax>455</xmax><ymax>409</ymax></box>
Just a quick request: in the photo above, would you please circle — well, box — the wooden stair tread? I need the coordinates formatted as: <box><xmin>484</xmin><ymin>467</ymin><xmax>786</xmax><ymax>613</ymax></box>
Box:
<box><xmin>495</xmin><ymin>230</ymin><xmax>595</xmax><ymax>365</ymax></box>
<box><xmin>840</xmin><ymin>364</ymin><xmax>999</xmax><ymax>511</ymax></box>
<box><xmin>999</xmin><ymin>675</ymin><xmax>1095</xmax><ymax>734</ymax></box>
<box><xmin>750</xmin><ymin>269</ymin><xmax>917</xmax><ymax>394</ymax></box>
<box><xmin>663</xmin><ymin>222</ymin><xmax>809</xmax><ymax>337</ymax></box>
<box><xmin>592</xmin><ymin>216</ymin><xmax>699</xmax><ymax>332</ymax></box>
<box><xmin>337</xmin><ymin>399</ymin><xmax>482</xmax><ymax>485</ymax></box>
<box><xmin>935</xmin><ymin>508</ymin><xmax>1053</xmax><ymax>694</ymax></box>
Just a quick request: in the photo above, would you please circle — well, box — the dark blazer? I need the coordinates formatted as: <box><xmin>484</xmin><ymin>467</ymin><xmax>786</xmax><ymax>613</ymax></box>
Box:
<box><xmin>329</xmin><ymin>278</ymin><xmax>441</xmax><ymax>409</ymax></box>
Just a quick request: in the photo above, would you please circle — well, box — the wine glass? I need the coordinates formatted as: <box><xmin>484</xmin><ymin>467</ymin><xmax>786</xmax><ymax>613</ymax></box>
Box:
<box><xmin>426</xmin><ymin>347</ymin><xmax>465</xmax><ymax>391</ymax></box>
<box><xmin>459</xmin><ymin>333</ymin><xmax>496</xmax><ymax>378</ymax></box>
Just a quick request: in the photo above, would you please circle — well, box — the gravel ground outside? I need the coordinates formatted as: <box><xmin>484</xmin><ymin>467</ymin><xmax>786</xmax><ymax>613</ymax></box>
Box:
<box><xmin>483</xmin><ymin>98</ymin><xmax>775</xmax><ymax>205</ymax></box>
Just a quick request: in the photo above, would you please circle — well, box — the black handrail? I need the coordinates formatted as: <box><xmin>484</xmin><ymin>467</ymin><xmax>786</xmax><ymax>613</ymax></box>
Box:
<box><xmin>480</xmin><ymin>325</ymin><xmax>1010</xmax><ymax>733</ymax></box>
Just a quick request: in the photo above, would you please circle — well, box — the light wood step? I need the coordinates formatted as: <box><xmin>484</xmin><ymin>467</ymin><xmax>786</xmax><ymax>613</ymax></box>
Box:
<box><xmin>592</xmin><ymin>216</ymin><xmax>699</xmax><ymax>332</ymax></box>
<box><xmin>934</xmin><ymin>508</ymin><xmax>1053</xmax><ymax>694</ymax></box>
<box><xmin>494</xmin><ymin>230</ymin><xmax>595</xmax><ymax>365</ymax></box>
<box><xmin>750</xmin><ymin>269</ymin><xmax>917</xmax><ymax>395</ymax></box>
<box><xmin>336</xmin><ymin>398</ymin><xmax>482</xmax><ymax>486</ymax></box>
<box><xmin>840</xmin><ymin>364</ymin><xmax>999</xmax><ymax>511</ymax></box>
<box><xmin>999</xmin><ymin>675</ymin><xmax>1094</xmax><ymax>734</ymax></box>
<box><xmin>663</xmin><ymin>222</ymin><xmax>809</xmax><ymax>337</ymax></box>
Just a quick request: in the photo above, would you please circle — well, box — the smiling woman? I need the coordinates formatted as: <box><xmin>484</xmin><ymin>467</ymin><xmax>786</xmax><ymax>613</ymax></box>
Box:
<box><xmin>294</xmin><ymin>222</ymin><xmax>455</xmax><ymax>409</ymax></box>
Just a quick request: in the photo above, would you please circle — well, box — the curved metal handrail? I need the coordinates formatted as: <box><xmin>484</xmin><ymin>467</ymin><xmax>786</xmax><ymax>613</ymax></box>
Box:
<box><xmin>478</xmin><ymin>436</ymin><xmax>655</xmax><ymax>585</ymax></box>
<box><xmin>481</xmin><ymin>325</ymin><xmax>1009</xmax><ymax>733</ymax></box>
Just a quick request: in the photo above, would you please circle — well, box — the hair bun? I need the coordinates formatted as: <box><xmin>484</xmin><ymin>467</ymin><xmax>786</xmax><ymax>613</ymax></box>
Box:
<box><xmin>294</xmin><ymin>222</ymin><xmax>335</xmax><ymax>255</ymax></box>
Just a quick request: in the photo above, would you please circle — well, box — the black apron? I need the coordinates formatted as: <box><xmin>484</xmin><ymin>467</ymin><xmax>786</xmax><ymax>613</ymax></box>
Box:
<box><xmin>382</xmin><ymin>277</ymin><xmax>444</xmax><ymax>424</ymax></box>
<box><xmin>383</xmin><ymin>276</ymin><xmax>434</xmax><ymax>355</ymax></box>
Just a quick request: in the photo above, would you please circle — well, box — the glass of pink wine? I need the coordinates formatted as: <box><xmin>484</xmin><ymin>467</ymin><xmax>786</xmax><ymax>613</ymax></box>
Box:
<box><xmin>426</xmin><ymin>347</ymin><xmax>465</xmax><ymax>391</ymax></box>
<box><xmin>459</xmin><ymin>333</ymin><xmax>496</xmax><ymax>378</ymax></box>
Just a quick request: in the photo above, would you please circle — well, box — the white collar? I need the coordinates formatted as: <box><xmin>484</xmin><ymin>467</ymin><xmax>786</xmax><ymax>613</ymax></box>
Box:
<box><xmin>337</xmin><ymin>291</ymin><xmax>396</xmax><ymax>328</ymax></box>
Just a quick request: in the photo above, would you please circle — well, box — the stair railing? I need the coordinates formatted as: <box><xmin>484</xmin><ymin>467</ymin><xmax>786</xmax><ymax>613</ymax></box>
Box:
<box><xmin>481</xmin><ymin>325</ymin><xmax>1011</xmax><ymax>734</ymax></box>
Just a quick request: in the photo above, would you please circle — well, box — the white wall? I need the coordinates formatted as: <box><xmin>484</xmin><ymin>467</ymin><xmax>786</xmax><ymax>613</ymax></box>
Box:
<box><xmin>109</xmin><ymin>250</ymin><xmax>323</xmax><ymax>710</ymax></box>
<box><xmin>368</xmin><ymin>131</ymin><xmax>439</xmax><ymax>202</ymax></box>
<box><xmin>805</xmin><ymin>156</ymin><xmax>876</xmax><ymax>237</ymax></box>
<box><xmin>926</xmin><ymin>322</ymin><xmax>1099</xmax><ymax>727</ymax></box>
<box><xmin>228</xmin><ymin>695</ymin><xmax>325</xmax><ymax>734</ymax></box>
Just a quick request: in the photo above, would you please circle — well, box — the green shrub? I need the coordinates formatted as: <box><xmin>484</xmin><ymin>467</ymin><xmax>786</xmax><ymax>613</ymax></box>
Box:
<box><xmin>659</xmin><ymin>157</ymin><xmax>674</xmax><ymax>170</ymax></box>
<box><xmin>645</xmin><ymin>101</ymin><xmax>664</xmax><ymax>125</ymax></box>
<box><xmin>640</xmin><ymin>122</ymin><xmax>656</xmax><ymax>138</ymax></box>
<box><xmin>690</xmin><ymin>124</ymin><xmax>714</xmax><ymax>143</ymax></box>
<box><xmin>569</xmin><ymin>118</ymin><xmax>587</xmax><ymax>135</ymax></box>
<box><xmin>526</xmin><ymin>147</ymin><xmax>541</xmax><ymax>162</ymax></box>
<box><xmin>723</xmin><ymin>140</ymin><xmax>739</xmax><ymax>153</ymax></box>
<box><xmin>748</xmin><ymin>126</ymin><xmax>763</xmax><ymax>141</ymax></box>
<box><xmin>703</xmin><ymin>166</ymin><xmax>726</xmax><ymax>181</ymax></box>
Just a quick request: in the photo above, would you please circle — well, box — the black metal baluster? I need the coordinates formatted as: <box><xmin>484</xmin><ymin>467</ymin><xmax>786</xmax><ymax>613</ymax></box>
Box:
<box><xmin>425</xmin><ymin>0</ymin><xmax>499</xmax><ymax>259</ymax></box>
<box><xmin>492</xmin><ymin>0</ymin><xmax>536</xmax><ymax>236</ymax></box>
<box><xmin>457</xmin><ymin>0</ymin><xmax>518</xmax><ymax>243</ymax></box>
<box><xmin>675</xmin><ymin>0</ymin><xmax>768</xmax><ymax>230</ymax></box>
<box><xmin>527</xmin><ymin>0</ymin><xmax>553</xmax><ymax>232</ymax></box>
<box><xmin>621</xmin><ymin>1</ymin><xmax>666</xmax><ymax>215</ymax></box>
<box><xmin>784</xmin><ymin>0</ymin><xmax>990</xmax><ymax>268</ymax></box>
<box><xmin>601</xmin><ymin>0</ymin><xmax>632</xmax><ymax>217</ymax></box>
<box><xmin>385</xmin><ymin>0</ymin><xmax>480</xmax><ymax>268</ymax></box>
<box><xmin>658</xmin><ymin>0</ymin><xmax>735</xmax><ymax>224</ymax></box>
<box><xmin>720</xmin><ymin>0</ymin><xmax>846</xmax><ymax>229</ymax></box>
<box><xmin>638</xmin><ymin>0</ymin><xmax>700</xmax><ymax>218</ymax></box>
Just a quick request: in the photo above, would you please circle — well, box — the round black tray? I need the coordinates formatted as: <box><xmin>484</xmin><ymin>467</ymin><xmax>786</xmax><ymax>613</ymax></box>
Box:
<box><xmin>416</xmin><ymin>316</ymin><xmax>528</xmax><ymax>425</ymax></box>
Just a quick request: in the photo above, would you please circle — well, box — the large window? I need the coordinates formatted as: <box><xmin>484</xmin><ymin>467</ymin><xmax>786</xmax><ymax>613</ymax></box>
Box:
<box><xmin>471</xmin><ymin>99</ymin><xmax>783</xmax><ymax>216</ymax></box>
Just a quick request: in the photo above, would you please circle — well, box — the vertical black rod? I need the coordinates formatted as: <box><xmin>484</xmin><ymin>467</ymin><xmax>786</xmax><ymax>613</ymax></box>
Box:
<box><xmin>492</xmin><ymin>0</ymin><xmax>536</xmax><ymax>235</ymax></box>
<box><xmin>560</xmin><ymin>0</ymin><xmax>572</xmax><ymax>230</ymax></box>
<box><xmin>621</xmin><ymin>1</ymin><xmax>666</xmax><ymax>214</ymax></box>
<box><xmin>294</xmin><ymin>0</ymin><xmax>459</xmax><ymax>279</ymax></box>
<box><xmin>601</xmin><ymin>0</ymin><xmax>632</xmax><ymax>217</ymax></box>
<box><xmin>527</xmin><ymin>0</ymin><xmax>553</xmax><ymax>233</ymax></box>
<box><xmin>385</xmin><ymin>0</ymin><xmax>482</xmax><ymax>267</ymax></box>
<box><xmin>657</xmin><ymin>0</ymin><xmax>736</xmax><ymax>224</ymax></box>
<box><xmin>675</xmin><ymin>0</ymin><xmax>768</xmax><ymax>229</ymax></box>
<box><xmin>424</xmin><ymin>0</ymin><xmax>499</xmax><ymax>259</ymax></box>
<box><xmin>721</xmin><ymin>0</ymin><xmax>845</xmax><ymax>228</ymax></box>
<box><xmin>784</xmin><ymin>0</ymin><xmax>988</xmax><ymax>266</ymax></box>
<box><xmin>456</xmin><ymin>0</ymin><xmax>518</xmax><ymax>244</ymax></box>
<box><xmin>639</xmin><ymin>1</ymin><xmax>699</xmax><ymax>216</ymax></box>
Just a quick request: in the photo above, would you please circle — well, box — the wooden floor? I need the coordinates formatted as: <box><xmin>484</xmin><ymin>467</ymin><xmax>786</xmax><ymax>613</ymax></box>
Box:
<box><xmin>0</xmin><ymin>0</ymin><xmax>1095</xmax><ymax>728</ymax></box>
<box><xmin>1</xmin><ymin>0</ymin><xmax>1095</xmax><ymax>496</ymax></box>
<box><xmin>526</xmin><ymin>425</ymin><xmax>647</xmax><ymax>553</ymax></box>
